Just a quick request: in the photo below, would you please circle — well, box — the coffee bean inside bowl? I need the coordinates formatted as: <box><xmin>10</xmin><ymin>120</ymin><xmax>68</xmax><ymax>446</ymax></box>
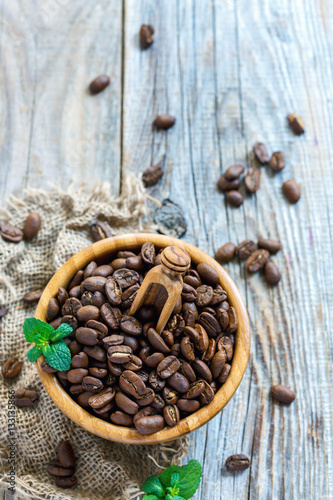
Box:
<box><xmin>47</xmin><ymin>242</ymin><xmax>238</xmax><ymax>435</ymax></box>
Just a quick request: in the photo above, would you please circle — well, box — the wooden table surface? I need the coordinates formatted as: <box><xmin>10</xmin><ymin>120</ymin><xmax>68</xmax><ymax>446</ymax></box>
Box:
<box><xmin>1</xmin><ymin>1</ymin><xmax>333</xmax><ymax>499</ymax></box>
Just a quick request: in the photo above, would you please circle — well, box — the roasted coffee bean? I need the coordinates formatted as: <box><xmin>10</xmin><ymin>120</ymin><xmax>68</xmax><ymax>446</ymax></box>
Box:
<box><xmin>183</xmin><ymin>380</ymin><xmax>205</xmax><ymax>399</ymax></box>
<box><xmin>177</xmin><ymin>399</ymin><xmax>200</xmax><ymax>413</ymax></box>
<box><xmin>182</xmin><ymin>302</ymin><xmax>198</xmax><ymax>327</ymax></box>
<box><xmin>88</xmin><ymin>387</ymin><xmax>115</xmax><ymax>409</ymax></box>
<box><xmin>111</xmin><ymin>410</ymin><xmax>134</xmax><ymax>426</ymax></box>
<box><xmin>90</xmin><ymin>221</ymin><xmax>112</xmax><ymax>241</ymax></box>
<box><xmin>142</xmin><ymin>164</ymin><xmax>163</xmax><ymax>187</ymax></box>
<box><xmin>197</xmin><ymin>262</ymin><xmax>219</xmax><ymax>286</ymax></box>
<box><xmin>124</xmin><ymin>255</ymin><xmax>144</xmax><ymax>272</ymax></box>
<box><xmin>86</xmin><ymin>319</ymin><xmax>108</xmax><ymax>338</ymax></box>
<box><xmin>0</xmin><ymin>223</ymin><xmax>23</xmax><ymax>243</ymax></box>
<box><xmin>148</xmin><ymin>370</ymin><xmax>166</xmax><ymax>391</ymax></box>
<box><xmin>269</xmin><ymin>151</ymin><xmax>285</xmax><ymax>172</ymax></box>
<box><xmin>161</xmin><ymin>330</ymin><xmax>174</xmax><ymax>347</ymax></box>
<box><xmin>163</xmin><ymin>404</ymin><xmax>180</xmax><ymax>427</ymax></box>
<box><xmin>82</xmin><ymin>376</ymin><xmax>103</xmax><ymax>393</ymax></box>
<box><xmin>120</xmin><ymin>316</ymin><xmax>142</xmax><ymax>335</ymax></box>
<box><xmin>271</xmin><ymin>384</ymin><xmax>295</xmax><ymax>404</ymax></box>
<box><xmin>136</xmin><ymin>387</ymin><xmax>155</xmax><ymax>406</ymax></box>
<box><xmin>151</xmin><ymin>394</ymin><xmax>165</xmax><ymax>410</ymax></box>
<box><xmin>195</xmin><ymin>285</ymin><xmax>213</xmax><ymax>307</ymax></box>
<box><xmin>184</xmin><ymin>269</ymin><xmax>201</xmax><ymax>288</ymax></box>
<box><xmin>105</xmin><ymin>278</ymin><xmax>122</xmax><ymax>305</ymax></box>
<box><xmin>77</xmin><ymin>391</ymin><xmax>94</xmax><ymax>407</ymax></box>
<box><xmin>41</xmin><ymin>360</ymin><xmax>58</xmax><ymax>373</ymax></box>
<box><xmin>136</xmin><ymin>369</ymin><xmax>149</xmax><ymax>384</ymax></box>
<box><xmin>108</xmin><ymin>361</ymin><xmax>123</xmax><ymax>377</ymax></box>
<box><xmin>180</xmin><ymin>336</ymin><xmax>195</xmax><ymax>362</ymax></box>
<box><xmin>93</xmin><ymin>402</ymin><xmax>114</xmax><ymax>415</ymax></box>
<box><xmin>2</xmin><ymin>357</ymin><xmax>22</xmax><ymax>379</ymax></box>
<box><xmin>157</xmin><ymin>356</ymin><xmax>180</xmax><ymax>379</ymax></box>
<box><xmin>163</xmin><ymin>386</ymin><xmax>179</xmax><ymax>404</ymax></box>
<box><xmin>76</xmin><ymin>305</ymin><xmax>100</xmax><ymax>322</ymax></box>
<box><xmin>197</xmin><ymin>312</ymin><xmax>221</xmax><ymax>337</ymax></box>
<box><xmin>68</xmin><ymin>270</ymin><xmax>84</xmax><ymax>291</ymax></box>
<box><xmin>217</xmin><ymin>176</ymin><xmax>241</xmax><ymax>192</ymax></box>
<box><xmin>107</xmin><ymin>345</ymin><xmax>132</xmax><ymax>364</ymax></box>
<box><xmin>253</xmin><ymin>142</ymin><xmax>269</xmax><ymax>164</ymax></box>
<box><xmin>69</xmin><ymin>286</ymin><xmax>81</xmax><ymax>298</ymax></box>
<box><xmin>103</xmin><ymin>335</ymin><xmax>124</xmax><ymax>347</ymax></box>
<box><xmin>83</xmin><ymin>346</ymin><xmax>107</xmax><ymax>362</ymax></box>
<box><xmin>282</xmin><ymin>179</ymin><xmax>301</xmax><ymax>204</ymax></box>
<box><xmin>258</xmin><ymin>238</ymin><xmax>280</xmax><ymax>255</ymax></box>
<box><xmin>226</xmin><ymin>307</ymin><xmax>237</xmax><ymax>333</ymax></box>
<box><xmin>218</xmin><ymin>363</ymin><xmax>231</xmax><ymax>384</ymax></box>
<box><xmin>55</xmin><ymin>476</ymin><xmax>77</xmax><ymax>489</ymax></box>
<box><xmin>287</xmin><ymin>113</ymin><xmax>305</xmax><ymax>135</ymax></box>
<box><xmin>15</xmin><ymin>389</ymin><xmax>39</xmax><ymax>407</ymax></box>
<box><xmin>192</xmin><ymin>359</ymin><xmax>213</xmax><ymax>383</ymax></box>
<box><xmin>179</xmin><ymin>360</ymin><xmax>196</xmax><ymax>383</ymax></box>
<box><xmin>167</xmin><ymin>314</ymin><xmax>185</xmax><ymax>337</ymax></box>
<box><xmin>100</xmin><ymin>304</ymin><xmax>122</xmax><ymax>330</ymax></box>
<box><xmin>81</xmin><ymin>291</ymin><xmax>105</xmax><ymax>308</ymax></box>
<box><xmin>170</xmin><ymin>343</ymin><xmax>181</xmax><ymax>357</ymax></box>
<box><xmin>89</xmin><ymin>75</ymin><xmax>110</xmax><ymax>94</ymax></box>
<box><xmin>217</xmin><ymin>336</ymin><xmax>233</xmax><ymax>361</ymax></box>
<box><xmin>201</xmin><ymin>307</ymin><xmax>216</xmax><ymax>315</ymax></box>
<box><xmin>57</xmin><ymin>287</ymin><xmax>69</xmax><ymax>306</ymax></box>
<box><xmin>89</xmin><ymin>367</ymin><xmax>107</xmax><ymax>378</ymax></box>
<box><xmin>147</xmin><ymin>328</ymin><xmax>170</xmax><ymax>354</ymax></box>
<box><xmin>91</xmin><ymin>265</ymin><xmax>113</xmax><ymax>278</ymax></box>
<box><xmin>113</xmin><ymin>268</ymin><xmax>140</xmax><ymax>289</ymax></box>
<box><xmin>133</xmin><ymin>406</ymin><xmax>155</xmax><ymax>425</ymax></box>
<box><xmin>50</xmin><ymin>317</ymin><xmax>62</xmax><ymax>329</ymax></box>
<box><xmin>135</xmin><ymin>415</ymin><xmax>165</xmax><ymax>435</ymax></box>
<box><xmin>210</xmin><ymin>285</ymin><xmax>227</xmax><ymax>306</ymax></box>
<box><xmin>202</xmin><ymin>338</ymin><xmax>216</xmax><ymax>363</ymax></box>
<box><xmin>215</xmin><ymin>242</ymin><xmax>236</xmax><ymax>263</ymax></box>
<box><xmin>122</xmin><ymin>334</ymin><xmax>139</xmax><ymax>352</ymax></box>
<box><xmin>110</xmin><ymin>258</ymin><xmax>127</xmax><ymax>270</ymax></box>
<box><xmin>23</xmin><ymin>288</ymin><xmax>44</xmax><ymax>303</ymax></box>
<box><xmin>122</xmin><ymin>284</ymin><xmax>140</xmax><ymax>308</ymax></box>
<box><xmin>68</xmin><ymin>340</ymin><xmax>82</xmax><ymax>357</ymax></box>
<box><xmin>154</xmin><ymin>199</ymin><xmax>187</xmax><ymax>238</ymax></box>
<box><xmin>82</xmin><ymin>276</ymin><xmax>107</xmax><ymax>293</ymax></box>
<box><xmin>67</xmin><ymin>368</ymin><xmax>88</xmax><ymax>384</ymax></box>
<box><xmin>184</xmin><ymin>325</ymin><xmax>209</xmax><ymax>352</ymax></box>
<box><xmin>144</xmin><ymin>351</ymin><xmax>165</xmax><ymax>368</ymax></box>
<box><xmin>84</xmin><ymin>261</ymin><xmax>98</xmax><ymax>279</ymax></box>
<box><xmin>245</xmin><ymin>168</ymin><xmax>260</xmax><ymax>193</ymax></box>
<box><xmin>245</xmin><ymin>249</ymin><xmax>270</xmax><ymax>273</ymax></box>
<box><xmin>224</xmin><ymin>164</ymin><xmax>245</xmax><ymax>181</ymax></box>
<box><xmin>62</xmin><ymin>298</ymin><xmax>82</xmax><ymax>317</ymax></box>
<box><xmin>61</xmin><ymin>315</ymin><xmax>78</xmax><ymax>332</ymax></box>
<box><xmin>71</xmin><ymin>352</ymin><xmax>89</xmax><ymax>369</ymax></box>
<box><xmin>120</xmin><ymin>370</ymin><xmax>146</xmax><ymax>398</ymax></box>
<box><xmin>76</xmin><ymin>327</ymin><xmax>98</xmax><ymax>346</ymax></box>
<box><xmin>211</xmin><ymin>349</ymin><xmax>227</xmax><ymax>378</ymax></box>
<box><xmin>226</xmin><ymin>454</ymin><xmax>250</xmax><ymax>471</ymax></box>
<box><xmin>168</xmin><ymin>372</ymin><xmax>190</xmax><ymax>393</ymax></box>
<box><xmin>47</xmin><ymin>462</ymin><xmax>75</xmax><ymax>477</ymax></box>
<box><xmin>181</xmin><ymin>283</ymin><xmax>197</xmax><ymax>302</ymax></box>
<box><xmin>115</xmin><ymin>392</ymin><xmax>139</xmax><ymax>415</ymax></box>
<box><xmin>0</xmin><ymin>304</ymin><xmax>7</xmax><ymax>318</ymax></box>
<box><xmin>140</xmin><ymin>24</ymin><xmax>154</xmax><ymax>48</ymax></box>
<box><xmin>47</xmin><ymin>298</ymin><xmax>60</xmax><ymax>321</ymax></box>
<box><xmin>154</xmin><ymin>114</ymin><xmax>176</xmax><ymax>130</ymax></box>
<box><xmin>199</xmin><ymin>380</ymin><xmax>215</xmax><ymax>405</ymax></box>
<box><xmin>57</xmin><ymin>441</ymin><xmax>76</xmax><ymax>468</ymax></box>
<box><xmin>57</xmin><ymin>371</ymin><xmax>68</xmax><ymax>381</ymax></box>
<box><xmin>264</xmin><ymin>261</ymin><xmax>281</xmax><ymax>286</ymax></box>
<box><xmin>141</xmin><ymin>241</ymin><xmax>155</xmax><ymax>265</ymax></box>
<box><xmin>236</xmin><ymin>240</ymin><xmax>256</xmax><ymax>260</ymax></box>
<box><xmin>225</xmin><ymin>191</ymin><xmax>244</xmax><ymax>207</ymax></box>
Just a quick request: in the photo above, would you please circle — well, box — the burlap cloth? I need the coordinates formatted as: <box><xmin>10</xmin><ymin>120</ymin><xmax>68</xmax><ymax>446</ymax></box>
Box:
<box><xmin>0</xmin><ymin>176</ymin><xmax>188</xmax><ymax>500</ymax></box>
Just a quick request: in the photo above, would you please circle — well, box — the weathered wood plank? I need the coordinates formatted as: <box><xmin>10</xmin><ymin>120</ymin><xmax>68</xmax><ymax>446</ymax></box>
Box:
<box><xmin>0</xmin><ymin>0</ymin><xmax>123</xmax><ymax>203</ymax></box>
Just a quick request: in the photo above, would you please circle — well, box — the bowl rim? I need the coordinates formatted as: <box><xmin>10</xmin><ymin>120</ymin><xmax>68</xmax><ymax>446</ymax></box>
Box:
<box><xmin>36</xmin><ymin>233</ymin><xmax>250</xmax><ymax>444</ymax></box>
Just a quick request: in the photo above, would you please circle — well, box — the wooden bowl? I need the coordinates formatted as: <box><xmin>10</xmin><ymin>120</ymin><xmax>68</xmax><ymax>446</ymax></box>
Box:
<box><xmin>36</xmin><ymin>234</ymin><xmax>250</xmax><ymax>444</ymax></box>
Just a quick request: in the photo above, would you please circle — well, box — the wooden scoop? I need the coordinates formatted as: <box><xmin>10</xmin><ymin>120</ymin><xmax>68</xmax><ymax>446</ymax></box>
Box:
<box><xmin>128</xmin><ymin>246</ymin><xmax>191</xmax><ymax>333</ymax></box>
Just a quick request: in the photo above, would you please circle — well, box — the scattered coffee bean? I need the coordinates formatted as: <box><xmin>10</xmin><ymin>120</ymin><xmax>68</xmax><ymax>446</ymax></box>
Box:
<box><xmin>225</xmin><ymin>191</ymin><xmax>244</xmax><ymax>207</ymax></box>
<box><xmin>47</xmin><ymin>462</ymin><xmax>75</xmax><ymax>477</ymax></box>
<box><xmin>264</xmin><ymin>261</ymin><xmax>281</xmax><ymax>286</ymax></box>
<box><xmin>23</xmin><ymin>212</ymin><xmax>41</xmax><ymax>239</ymax></box>
<box><xmin>140</xmin><ymin>24</ymin><xmax>154</xmax><ymax>48</ymax></box>
<box><xmin>258</xmin><ymin>238</ymin><xmax>281</xmax><ymax>254</ymax></box>
<box><xmin>236</xmin><ymin>240</ymin><xmax>256</xmax><ymax>260</ymax></box>
<box><xmin>55</xmin><ymin>476</ymin><xmax>77</xmax><ymax>489</ymax></box>
<box><xmin>0</xmin><ymin>223</ymin><xmax>23</xmax><ymax>243</ymax></box>
<box><xmin>244</xmin><ymin>168</ymin><xmax>260</xmax><ymax>193</ymax></box>
<box><xmin>217</xmin><ymin>176</ymin><xmax>241</xmax><ymax>192</ymax></box>
<box><xmin>15</xmin><ymin>389</ymin><xmax>39</xmax><ymax>407</ymax></box>
<box><xmin>0</xmin><ymin>304</ymin><xmax>7</xmax><ymax>318</ymax></box>
<box><xmin>142</xmin><ymin>163</ymin><xmax>164</xmax><ymax>187</ymax></box>
<box><xmin>271</xmin><ymin>384</ymin><xmax>295</xmax><ymax>404</ymax></box>
<box><xmin>287</xmin><ymin>114</ymin><xmax>305</xmax><ymax>135</ymax></box>
<box><xmin>253</xmin><ymin>142</ymin><xmax>269</xmax><ymax>164</ymax></box>
<box><xmin>269</xmin><ymin>152</ymin><xmax>285</xmax><ymax>172</ymax></box>
<box><xmin>2</xmin><ymin>357</ymin><xmax>22</xmax><ymax>379</ymax></box>
<box><xmin>282</xmin><ymin>179</ymin><xmax>301</xmax><ymax>204</ymax></box>
<box><xmin>226</xmin><ymin>454</ymin><xmax>250</xmax><ymax>471</ymax></box>
<box><xmin>215</xmin><ymin>242</ymin><xmax>236</xmax><ymax>264</ymax></box>
<box><xmin>90</xmin><ymin>220</ymin><xmax>113</xmax><ymax>242</ymax></box>
<box><xmin>224</xmin><ymin>164</ymin><xmax>245</xmax><ymax>181</ymax></box>
<box><xmin>89</xmin><ymin>75</ymin><xmax>110</xmax><ymax>95</ymax></box>
<box><xmin>23</xmin><ymin>289</ymin><xmax>44</xmax><ymax>303</ymax></box>
<box><xmin>245</xmin><ymin>249</ymin><xmax>270</xmax><ymax>273</ymax></box>
<box><xmin>57</xmin><ymin>441</ymin><xmax>76</xmax><ymax>468</ymax></box>
<box><xmin>154</xmin><ymin>199</ymin><xmax>187</xmax><ymax>237</ymax></box>
<box><xmin>154</xmin><ymin>114</ymin><xmax>176</xmax><ymax>130</ymax></box>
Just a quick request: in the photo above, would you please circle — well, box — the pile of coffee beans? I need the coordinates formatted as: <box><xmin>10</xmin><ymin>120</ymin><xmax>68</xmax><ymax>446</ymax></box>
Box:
<box><xmin>215</xmin><ymin>238</ymin><xmax>281</xmax><ymax>286</ymax></box>
<box><xmin>47</xmin><ymin>441</ymin><xmax>77</xmax><ymax>489</ymax></box>
<box><xmin>45</xmin><ymin>242</ymin><xmax>237</xmax><ymax>435</ymax></box>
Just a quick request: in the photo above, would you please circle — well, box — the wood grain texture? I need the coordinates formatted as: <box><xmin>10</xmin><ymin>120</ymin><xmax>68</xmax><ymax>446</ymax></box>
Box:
<box><xmin>1</xmin><ymin>0</ymin><xmax>333</xmax><ymax>498</ymax></box>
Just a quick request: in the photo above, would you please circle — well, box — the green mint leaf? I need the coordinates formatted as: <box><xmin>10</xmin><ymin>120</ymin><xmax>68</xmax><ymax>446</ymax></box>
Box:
<box><xmin>44</xmin><ymin>341</ymin><xmax>71</xmax><ymax>371</ymax></box>
<box><xmin>177</xmin><ymin>460</ymin><xmax>202</xmax><ymax>500</ymax></box>
<box><xmin>142</xmin><ymin>495</ymin><xmax>160</xmax><ymax>500</ymax></box>
<box><xmin>23</xmin><ymin>318</ymin><xmax>54</xmax><ymax>343</ymax></box>
<box><xmin>49</xmin><ymin>323</ymin><xmax>73</xmax><ymax>342</ymax></box>
<box><xmin>171</xmin><ymin>473</ymin><xmax>180</xmax><ymax>488</ymax></box>
<box><xmin>141</xmin><ymin>475</ymin><xmax>165</xmax><ymax>498</ymax></box>
<box><xmin>26</xmin><ymin>345</ymin><xmax>43</xmax><ymax>362</ymax></box>
<box><xmin>165</xmin><ymin>495</ymin><xmax>174</xmax><ymax>500</ymax></box>
<box><xmin>160</xmin><ymin>465</ymin><xmax>181</xmax><ymax>488</ymax></box>
<box><xmin>173</xmin><ymin>496</ymin><xmax>186</xmax><ymax>500</ymax></box>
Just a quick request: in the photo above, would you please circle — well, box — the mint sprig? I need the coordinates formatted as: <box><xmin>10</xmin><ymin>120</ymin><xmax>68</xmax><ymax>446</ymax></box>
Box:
<box><xmin>23</xmin><ymin>317</ymin><xmax>72</xmax><ymax>371</ymax></box>
<box><xmin>142</xmin><ymin>460</ymin><xmax>202</xmax><ymax>500</ymax></box>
